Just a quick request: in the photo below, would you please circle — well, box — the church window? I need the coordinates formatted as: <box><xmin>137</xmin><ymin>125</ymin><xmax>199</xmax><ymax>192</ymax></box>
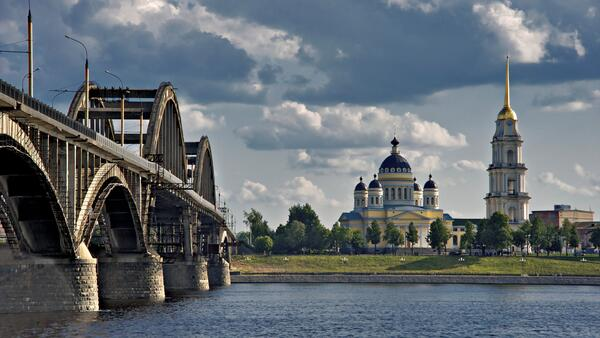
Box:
<box><xmin>404</xmin><ymin>188</ymin><xmax>408</xmax><ymax>200</ymax></box>
<box><xmin>391</xmin><ymin>188</ymin><xmax>396</xmax><ymax>200</ymax></box>
<box><xmin>453</xmin><ymin>235</ymin><xmax>458</xmax><ymax>246</ymax></box>
<box><xmin>507</xmin><ymin>150</ymin><xmax>514</xmax><ymax>164</ymax></box>
<box><xmin>385</xmin><ymin>188</ymin><xmax>389</xmax><ymax>200</ymax></box>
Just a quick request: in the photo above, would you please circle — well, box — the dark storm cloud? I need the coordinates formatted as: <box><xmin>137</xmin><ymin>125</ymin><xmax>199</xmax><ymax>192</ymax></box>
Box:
<box><xmin>0</xmin><ymin>0</ymin><xmax>262</xmax><ymax>106</ymax></box>
<box><xmin>201</xmin><ymin>0</ymin><xmax>600</xmax><ymax>105</ymax></box>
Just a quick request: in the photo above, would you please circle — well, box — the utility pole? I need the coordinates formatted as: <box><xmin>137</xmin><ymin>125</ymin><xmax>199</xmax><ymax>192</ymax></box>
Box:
<box><xmin>27</xmin><ymin>1</ymin><xmax>33</xmax><ymax>96</ymax></box>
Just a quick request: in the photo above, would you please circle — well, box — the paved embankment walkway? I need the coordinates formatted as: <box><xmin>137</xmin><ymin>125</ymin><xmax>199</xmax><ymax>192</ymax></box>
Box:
<box><xmin>231</xmin><ymin>273</ymin><xmax>600</xmax><ymax>285</ymax></box>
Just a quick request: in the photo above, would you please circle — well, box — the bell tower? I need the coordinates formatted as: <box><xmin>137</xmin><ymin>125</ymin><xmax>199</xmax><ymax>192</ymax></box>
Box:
<box><xmin>485</xmin><ymin>57</ymin><xmax>530</xmax><ymax>224</ymax></box>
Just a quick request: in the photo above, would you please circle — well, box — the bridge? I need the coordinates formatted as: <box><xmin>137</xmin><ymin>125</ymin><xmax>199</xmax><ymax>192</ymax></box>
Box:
<box><xmin>0</xmin><ymin>78</ymin><xmax>235</xmax><ymax>313</ymax></box>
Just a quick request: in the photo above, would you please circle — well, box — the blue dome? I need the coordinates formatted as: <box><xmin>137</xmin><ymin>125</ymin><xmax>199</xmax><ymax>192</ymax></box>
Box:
<box><xmin>354</xmin><ymin>177</ymin><xmax>367</xmax><ymax>191</ymax></box>
<box><xmin>369</xmin><ymin>174</ymin><xmax>382</xmax><ymax>189</ymax></box>
<box><xmin>424</xmin><ymin>174</ymin><xmax>437</xmax><ymax>189</ymax></box>
<box><xmin>413</xmin><ymin>177</ymin><xmax>421</xmax><ymax>191</ymax></box>
<box><xmin>380</xmin><ymin>154</ymin><xmax>411</xmax><ymax>173</ymax></box>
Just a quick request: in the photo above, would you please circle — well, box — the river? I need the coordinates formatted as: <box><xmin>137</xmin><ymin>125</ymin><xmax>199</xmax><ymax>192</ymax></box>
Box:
<box><xmin>1</xmin><ymin>283</ymin><xmax>599</xmax><ymax>337</ymax></box>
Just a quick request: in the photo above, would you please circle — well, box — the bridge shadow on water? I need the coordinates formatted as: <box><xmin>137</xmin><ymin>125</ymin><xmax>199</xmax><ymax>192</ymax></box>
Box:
<box><xmin>385</xmin><ymin>256</ymin><xmax>482</xmax><ymax>272</ymax></box>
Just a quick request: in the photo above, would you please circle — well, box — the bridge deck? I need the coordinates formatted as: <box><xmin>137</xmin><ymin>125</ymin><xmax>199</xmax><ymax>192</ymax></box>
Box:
<box><xmin>0</xmin><ymin>78</ymin><xmax>223</xmax><ymax>222</ymax></box>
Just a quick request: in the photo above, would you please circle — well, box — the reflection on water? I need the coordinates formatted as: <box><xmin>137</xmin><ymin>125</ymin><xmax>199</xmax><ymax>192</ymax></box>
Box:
<box><xmin>2</xmin><ymin>284</ymin><xmax>600</xmax><ymax>337</ymax></box>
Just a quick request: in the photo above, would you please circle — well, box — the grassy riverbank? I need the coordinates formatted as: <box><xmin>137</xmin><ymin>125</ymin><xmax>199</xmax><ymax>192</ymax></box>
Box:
<box><xmin>231</xmin><ymin>255</ymin><xmax>600</xmax><ymax>276</ymax></box>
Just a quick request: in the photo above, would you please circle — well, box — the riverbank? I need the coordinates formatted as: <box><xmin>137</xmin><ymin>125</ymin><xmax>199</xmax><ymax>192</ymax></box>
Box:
<box><xmin>231</xmin><ymin>273</ymin><xmax>600</xmax><ymax>285</ymax></box>
<box><xmin>231</xmin><ymin>254</ymin><xmax>600</xmax><ymax>276</ymax></box>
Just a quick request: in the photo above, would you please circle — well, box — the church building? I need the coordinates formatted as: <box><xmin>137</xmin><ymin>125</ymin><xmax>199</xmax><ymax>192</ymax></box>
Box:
<box><xmin>485</xmin><ymin>57</ymin><xmax>530</xmax><ymax>226</ymax></box>
<box><xmin>339</xmin><ymin>137</ymin><xmax>454</xmax><ymax>249</ymax></box>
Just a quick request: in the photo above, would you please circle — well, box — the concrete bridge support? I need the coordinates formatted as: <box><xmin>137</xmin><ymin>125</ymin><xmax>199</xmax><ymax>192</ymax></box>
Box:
<box><xmin>207</xmin><ymin>257</ymin><xmax>231</xmax><ymax>288</ymax></box>
<box><xmin>0</xmin><ymin>257</ymin><xmax>99</xmax><ymax>313</ymax></box>
<box><xmin>97</xmin><ymin>254</ymin><xmax>165</xmax><ymax>307</ymax></box>
<box><xmin>163</xmin><ymin>259</ymin><xmax>210</xmax><ymax>294</ymax></box>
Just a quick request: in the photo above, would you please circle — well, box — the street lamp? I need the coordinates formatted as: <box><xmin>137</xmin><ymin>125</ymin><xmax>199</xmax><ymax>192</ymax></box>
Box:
<box><xmin>21</xmin><ymin>67</ymin><xmax>39</xmax><ymax>103</ymax></box>
<box><xmin>51</xmin><ymin>89</ymin><xmax>69</xmax><ymax>108</ymax></box>
<box><xmin>65</xmin><ymin>34</ymin><xmax>89</xmax><ymax>127</ymax></box>
<box><xmin>105</xmin><ymin>69</ymin><xmax>126</xmax><ymax>146</ymax></box>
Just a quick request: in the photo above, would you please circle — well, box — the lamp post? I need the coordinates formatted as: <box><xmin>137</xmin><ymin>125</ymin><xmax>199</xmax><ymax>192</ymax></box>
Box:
<box><xmin>21</xmin><ymin>67</ymin><xmax>39</xmax><ymax>103</ymax></box>
<box><xmin>65</xmin><ymin>35</ymin><xmax>89</xmax><ymax>127</ymax></box>
<box><xmin>51</xmin><ymin>89</ymin><xmax>69</xmax><ymax>108</ymax></box>
<box><xmin>105</xmin><ymin>70</ymin><xmax>126</xmax><ymax>146</ymax></box>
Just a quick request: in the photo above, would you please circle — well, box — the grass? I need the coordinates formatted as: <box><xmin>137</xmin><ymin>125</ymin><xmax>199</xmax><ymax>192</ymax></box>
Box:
<box><xmin>231</xmin><ymin>254</ymin><xmax>600</xmax><ymax>276</ymax></box>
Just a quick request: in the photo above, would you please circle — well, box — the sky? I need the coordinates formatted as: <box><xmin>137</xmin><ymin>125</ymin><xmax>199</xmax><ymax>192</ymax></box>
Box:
<box><xmin>1</xmin><ymin>0</ymin><xmax>599</xmax><ymax>232</ymax></box>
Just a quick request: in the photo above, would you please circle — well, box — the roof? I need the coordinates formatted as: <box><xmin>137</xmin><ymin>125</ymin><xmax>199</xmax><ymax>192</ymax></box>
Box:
<box><xmin>424</xmin><ymin>174</ymin><xmax>437</xmax><ymax>189</ymax></box>
<box><xmin>380</xmin><ymin>154</ymin><xmax>411</xmax><ymax>172</ymax></box>
<box><xmin>339</xmin><ymin>211</ymin><xmax>363</xmax><ymax>221</ymax></box>
<box><xmin>368</xmin><ymin>175</ymin><xmax>382</xmax><ymax>189</ymax></box>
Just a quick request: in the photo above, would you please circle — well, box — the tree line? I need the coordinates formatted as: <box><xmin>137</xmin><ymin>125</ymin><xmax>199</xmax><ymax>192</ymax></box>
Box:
<box><xmin>238</xmin><ymin>205</ymin><xmax>600</xmax><ymax>256</ymax></box>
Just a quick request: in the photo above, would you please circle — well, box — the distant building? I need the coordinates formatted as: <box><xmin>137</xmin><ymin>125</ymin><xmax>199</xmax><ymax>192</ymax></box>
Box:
<box><xmin>485</xmin><ymin>57</ymin><xmax>530</xmax><ymax>226</ymax></box>
<box><xmin>530</xmin><ymin>205</ymin><xmax>594</xmax><ymax>227</ymax></box>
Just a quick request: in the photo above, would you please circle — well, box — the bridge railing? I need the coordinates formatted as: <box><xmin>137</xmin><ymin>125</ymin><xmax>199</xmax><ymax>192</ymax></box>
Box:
<box><xmin>0</xmin><ymin>79</ymin><xmax>95</xmax><ymax>139</ymax></box>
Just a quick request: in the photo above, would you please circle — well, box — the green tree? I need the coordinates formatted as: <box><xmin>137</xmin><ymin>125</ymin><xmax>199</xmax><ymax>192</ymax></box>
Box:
<box><xmin>460</xmin><ymin>221</ymin><xmax>476</xmax><ymax>255</ymax></box>
<box><xmin>561</xmin><ymin>219</ymin><xmax>579</xmax><ymax>255</ymax></box>
<box><xmin>288</xmin><ymin>203</ymin><xmax>329</xmax><ymax>251</ymax></box>
<box><xmin>273</xmin><ymin>220</ymin><xmax>305</xmax><ymax>254</ymax></box>
<box><xmin>406</xmin><ymin>222</ymin><xmax>419</xmax><ymax>255</ymax></box>
<box><xmin>366</xmin><ymin>221</ymin><xmax>382</xmax><ymax>253</ymax></box>
<box><xmin>519</xmin><ymin>221</ymin><xmax>532</xmax><ymax>254</ymax></box>
<box><xmin>236</xmin><ymin>231</ymin><xmax>252</xmax><ymax>246</ymax></box>
<box><xmin>589</xmin><ymin>227</ymin><xmax>600</xmax><ymax>257</ymax></box>
<box><xmin>330</xmin><ymin>222</ymin><xmax>351</xmax><ymax>254</ymax></box>
<box><xmin>383</xmin><ymin>222</ymin><xmax>403</xmax><ymax>255</ymax></box>
<box><xmin>350</xmin><ymin>230</ymin><xmax>366</xmax><ymax>254</ymax></box>
<box><xmin>512</xmin><ymin>229</ymin><xmax>527</xmax><ymax>255</ymax></box>
<box><xmin>243</xmin><ymin>209</ymin><xmax>272</xmax><ymax>245</ymax></box>
<box><xmin>486</xmin><ymin>212</ymin><xmax>512</xmax><ymax>254</ymax></box>
<box><xmin>427</xmin><ymin>218</ymin><xmax>450</xmax><ymax>255</ymax></box>
<box><xmin>529</xmin><ymin>217</ymin><xmax>545</xmax><ymax>256</ymax></box>
<box><xmin>475</xmin><ymin>220</ymin><xmax>488</xmax><ymax>256</ymax></box>
<box><xmin>254</xmin><ymin>236</ymin><xmax>273</xmax><ymax>255</ymax></box>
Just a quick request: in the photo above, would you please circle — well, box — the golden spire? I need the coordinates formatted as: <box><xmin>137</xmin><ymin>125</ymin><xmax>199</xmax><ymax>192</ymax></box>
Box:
<box><xmin>497</xmin><ymin>56</ymin><xmax>517</xmax><ymax>120</ymax></box>
<box><xmin>504</xmin><ymin>55</ymin><xmax>510</xmax><ymax>108</ymax></box>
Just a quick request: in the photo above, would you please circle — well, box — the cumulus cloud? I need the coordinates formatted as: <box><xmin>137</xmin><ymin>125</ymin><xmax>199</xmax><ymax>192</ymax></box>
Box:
<box><xmin>453</xmin><ymin>160</ymin><xmax>487</xmax><ymax>171</ymax></box>
<box><xmin>540</xmin><ymin>101</ymin><xmax>592</xmax><ymax>113</ymax></box>
<box><xmin>236</xmin><ymin>101</ymin><xmax>467</xmax><ymax>150</ymax></box>
<box><xmin>238</xmin><ymin>177</ymin><xmax>339</xmax><ymax>207</ymax></box>
<box><xmin>178</xmin><ymin>102</ymin><xmax>225</xmax><ymax>136</ymax></box>
<box><xmin>92</xmin><ymin>0</ymin><xmax>306</xmax><ymax>61</ymax></box>
<box><xmin>473</xmin><ymin>1</ymin><xmax>585</xmax><ymax>63</ymax></box>
<box><xmin>538</xmin><ymin>172</ymin><xmax>596</xmax><ymax>196</ymax></box>
<box><xmin>292</xmin><ymin>149</ymin><xmax>378</xmax><ymax>176</ymax></box>
<box><xmin>385</xmin><ymin>0</ymin><xmax>441</xmax><ymax>13</ymax></box>
<box><xmin>575</xmin><ymin>164</ymin><xmax>600</xmax><ymax>192</ymax></box>
<box><xmin>240</xmin><ymin>180</ymin><xmax>272</xmax><ymax>203</ymax></box>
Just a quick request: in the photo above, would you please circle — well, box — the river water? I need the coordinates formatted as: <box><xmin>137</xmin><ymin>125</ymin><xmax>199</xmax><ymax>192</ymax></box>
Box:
<box><xmin>1</xmin><ymin>283</ymin><xmax>600</xmax><ymax>337</ymax></box>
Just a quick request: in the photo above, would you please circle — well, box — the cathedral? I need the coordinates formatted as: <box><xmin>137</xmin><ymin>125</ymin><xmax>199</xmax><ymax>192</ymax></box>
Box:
<box><xmin>339</xmin><ymin>57</ymin><xmax>530</xmax><ymax>250</ymax></box>
<box><xmin>338</xmin><ymin>137</ymin><xmax>453</xmax><ymax>249</ymax></box>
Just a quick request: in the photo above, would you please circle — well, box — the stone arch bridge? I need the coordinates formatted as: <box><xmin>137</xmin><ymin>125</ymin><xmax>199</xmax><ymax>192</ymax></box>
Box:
<box><xmin>0</xmin><ymin>78</ymin><xmax>235</xmax><ymax>312</ymax></box>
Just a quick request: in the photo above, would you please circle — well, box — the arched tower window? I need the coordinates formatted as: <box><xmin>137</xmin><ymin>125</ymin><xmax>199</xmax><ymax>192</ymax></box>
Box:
<box><xmin>391</xmin><ymin>188</ymin><xmax>396</xmax><ymax>200</ymax></box>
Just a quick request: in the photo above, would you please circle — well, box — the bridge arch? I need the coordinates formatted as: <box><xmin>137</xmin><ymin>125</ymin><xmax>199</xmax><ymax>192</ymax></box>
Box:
<box><xmin>0</xmin><ymin>118</ymin><xmax>73</xmax><ymax>256</ymax></box>
<box><xmin>144</xmin><ymin>83</ymin><xmax>187</xmax><ymax>181</ymax></box>
<box><xmin>193</xmin><ymin>136</ymin><xmax>216</xmax><ymax>205</ymax></box>
<box><xmin>77</xmin><ymin>164</ymin><xmax>146</xmax><ymax>255</ymax></box>
<box><xmin>67</xmin><ymin>83</ymin><xmax>115</xmax><ymax>137</ymax></box>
